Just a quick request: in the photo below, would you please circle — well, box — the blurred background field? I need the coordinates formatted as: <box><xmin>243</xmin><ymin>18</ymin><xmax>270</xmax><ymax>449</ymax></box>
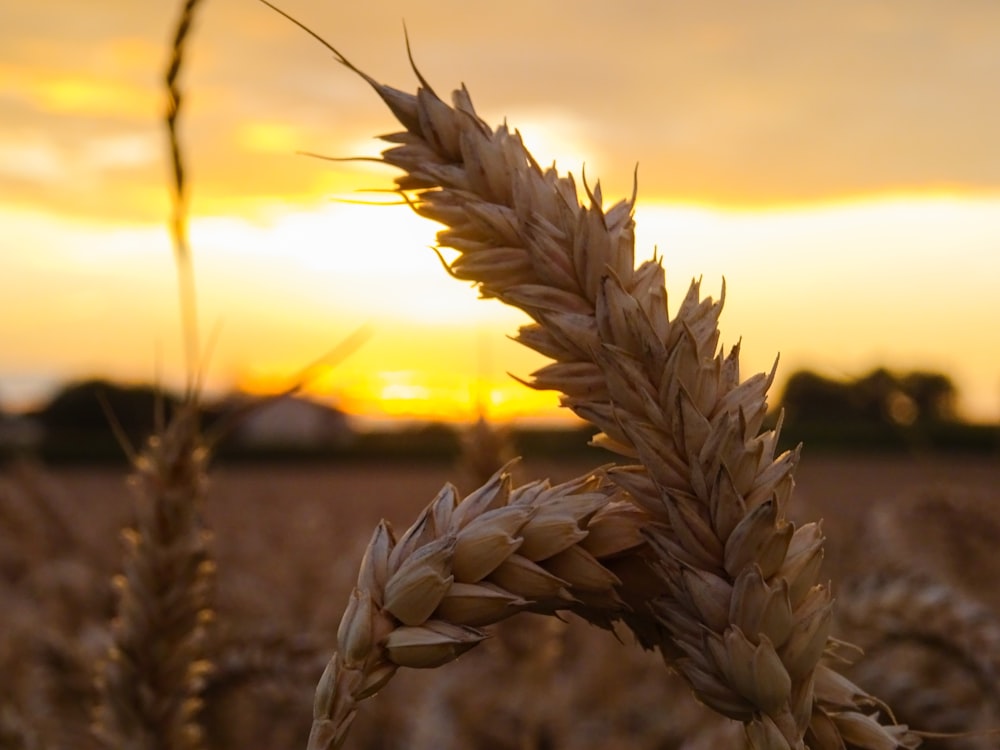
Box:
<box><xmin>2</xmin><ymin>448</ymin><xmax>998</xmax><ymax>749</ymax></box>
<box><xmin>1</xmin><ymin>363</ymin><xmax>996</xmax><ymax>466</ymax></box>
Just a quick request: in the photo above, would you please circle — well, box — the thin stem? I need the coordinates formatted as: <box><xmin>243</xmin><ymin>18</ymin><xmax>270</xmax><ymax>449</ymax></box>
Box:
<box><xmin>165</xmin><ymin>0</ymin><xmax>203</xmax><ymax>395</ymax></box>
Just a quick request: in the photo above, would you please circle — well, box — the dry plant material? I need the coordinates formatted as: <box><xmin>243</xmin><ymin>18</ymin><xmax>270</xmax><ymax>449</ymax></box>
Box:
<box><xmin>397</xmin><ymin>615</ymin><xmax>737</xmax><ymax>750</ymax></box>
<box><xmin>89</xmin><ymin>2</ymin><xmax>216</xmax><ymax>746</ymax></box>
<box><xmin>838</xmin><ymin>573</ymin><xmax>1000</xmax><ymax>748</ymax></box>
<box><xmin>262</xmin><ymin>18</ymin><xmax>923</xmax><ymax>747</ymax></box>
<box><xmin>0</xmin><ymin>462</ymin><xmax>81</xmax><ymax>564</ymax></box>
<box><xmin>455</xmin><ymin>416</ymin><xmax>518</xmax><ymax>492</ymax></box>
<box><xmin>309</xmin><ymin>464</ymin><xmax>650</xmax><ymax>750</ymax></box>
<box><xmin>201</xmin><ymin>629</ymin><xmax>326</xmax><ymax>750</ymax></box>
<box><xmin>0</xmin><ymin>704</ymin><xmax>36</xmax><ymax>750</ymax></box>
<box><xmin>91</xmin><ymin>404</ymin><xmax>215</xmax><ymax>750</ymax></box>
<box><xmin>165</xmin><ymin>0</ymin><xmax>202</xmax><ymax>377</ymax></box>
<box><xmin>453</xmin><ymin>418</ymin><xmax>570</xmax><ymax>750</ymax></box>
<box><xmin>0</xmin><ymin>468</ymin><xmax>111</xmax><ymax>750</ymax></box>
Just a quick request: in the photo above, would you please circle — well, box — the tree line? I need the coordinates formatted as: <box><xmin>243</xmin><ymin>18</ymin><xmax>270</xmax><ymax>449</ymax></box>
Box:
<box><xmin>1</xmin><ymin>368</ymin><xmax>995</xmax><ymax>462</ymax></box>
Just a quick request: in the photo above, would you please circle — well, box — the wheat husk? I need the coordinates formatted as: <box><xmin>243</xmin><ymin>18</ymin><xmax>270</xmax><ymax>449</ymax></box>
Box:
<box><xmin>90</xmin><ymin>1</ymin><xmax>216</xmax><ymax>743</ymax></box>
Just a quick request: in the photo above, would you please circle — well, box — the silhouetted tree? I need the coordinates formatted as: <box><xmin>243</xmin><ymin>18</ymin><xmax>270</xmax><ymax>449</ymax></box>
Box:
<box><xmin>850</xmin><ymin>368</ymin><xmax>892</xmax><ymax>422</ymax></box>
<box><xmin>778</xmin><ymin>371</ymin><xmax>854</xmax><ymax>424</ymax></box>
<box><xmin>900</xmin><ymin>371</ymin><xmax>957</xmax><ymax>423</ymax></box>
<box><xmin>36</xmin><ymin>379</ymin><xmax>180</xmax><ymax>445</ymax></box>
<box><xmin>778</xmin><ymin>367</ymin><xmax>959</xmax><ymax>429</ymax></box>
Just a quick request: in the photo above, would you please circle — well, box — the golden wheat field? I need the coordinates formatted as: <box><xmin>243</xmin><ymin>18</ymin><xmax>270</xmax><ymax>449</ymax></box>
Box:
<box><xmin>2</xmin><ymin>452</ymin><xmax>998</xmax><ymax>750</ymax></box>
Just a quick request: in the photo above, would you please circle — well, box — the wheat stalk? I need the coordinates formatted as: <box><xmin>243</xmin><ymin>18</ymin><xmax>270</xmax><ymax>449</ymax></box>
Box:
<box><xmin>90</xmin><ymin>1</ymin><xmax>216</xmax><ymax>746</ymax></box>
<box><xmin>264</xmin><ymin>24</ymin><xmax>924</xmax><ymax>747</ymax></box>
<box><xmin>165</xmin><ymin>0</ymin><xmax>202</xmax><ymax>384</ymax></box>
<box><xmin>308</xmin><ymin>463</ymin><xmax>652</xmax><ymax>750</ymax></box>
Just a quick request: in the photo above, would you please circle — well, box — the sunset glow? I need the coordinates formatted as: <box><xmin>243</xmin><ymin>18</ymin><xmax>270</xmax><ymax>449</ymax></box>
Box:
<box><xmin>2</xmin><ymin>1</ymin><xmax>999</xmax><ymax>427</ymax></box>
<box><xmin>3</xmin><ymin>194</ymin><xmax>998</xmax><ymax>425</ymax></box>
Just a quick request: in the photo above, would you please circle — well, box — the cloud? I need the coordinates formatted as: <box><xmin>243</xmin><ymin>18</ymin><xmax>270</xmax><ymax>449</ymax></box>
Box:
<box><xmin>3</xmin><ymin>0</ymin><xmax>1000</xmax><ymax>221</ymax></box>
<box><xmin>0</xmin><ymin>64</ymin><xmax>158</xmax><ymax>117</ymax></box>
<box><xmin>0</xmin><ymin>141</ymin><xmax>65</xmax><ymax>182</ymax></box>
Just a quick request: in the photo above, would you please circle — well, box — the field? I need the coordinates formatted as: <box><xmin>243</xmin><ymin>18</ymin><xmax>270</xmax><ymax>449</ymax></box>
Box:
<box><xmin>3</xmin><ymin>451</ymin><xmax>998</xmax><ymax>749</ymax></box>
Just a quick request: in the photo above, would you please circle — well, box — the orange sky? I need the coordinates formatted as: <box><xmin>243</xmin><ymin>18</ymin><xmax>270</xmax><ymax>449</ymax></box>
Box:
<box><xmin>2</xmin><ymin>1</ymin><xmax>999</xmax><ymax>424</ymax></box>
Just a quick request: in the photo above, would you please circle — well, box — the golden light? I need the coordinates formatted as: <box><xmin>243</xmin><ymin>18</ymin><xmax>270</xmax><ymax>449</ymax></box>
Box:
<box><xmin>1</xmin><ymin>65</ymin><xmax>158</xmax><ymax>116</ymax></box>
<box><xmin>237</xmin><ymin>122</ymin><xmax>304</xmax><ymax>154</ymax></box>
<box><xmin>377</xmin><ymin>371</ymin><xmax>434</xmax><ymax>406</ymax></box>
<box><xmin>236</xmin><ymin>358</ymin><xmax>568</xmax><ymax>426</ymax></box>
<box><xmin>502</xmin><ymin>113</ymin><xmax>603</xmax><ymax>187</ymax></box>
<box><xmin>186</xmin><ymin>201</ymin><xmax>525</xmax><ymax>327</ymax></box>
<box><xmin>2</xmin><ymin>191</ymin><xmax>999</xmax><ymax>424</ymax></box>
<box><xmin>333</xmin><ymin>370</ymin><xmax>565</xmax><ymax>425</ymax></box>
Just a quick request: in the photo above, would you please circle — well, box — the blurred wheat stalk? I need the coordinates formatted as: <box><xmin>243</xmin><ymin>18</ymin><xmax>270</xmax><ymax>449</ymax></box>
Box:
<box><xmin>91</xmin><ymin>2</ymin><xmax>215</xmax><ymax>748</ymax></box>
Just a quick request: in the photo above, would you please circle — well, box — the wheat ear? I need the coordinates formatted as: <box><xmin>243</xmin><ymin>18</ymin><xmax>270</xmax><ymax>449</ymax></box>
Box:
<box><xmin>300</xmin><ymin>46</ymin><xmax>922</xmax><ymax>749</ymax></box>
<box><xmin>91</xmin><ymin>403</ymin><xmax>214</xmax><ymax>750</ymax></box>
<box><xmin>308</xmin><ymin>463</ymin><xmax>651</xmax><ymax>750</ymax></box>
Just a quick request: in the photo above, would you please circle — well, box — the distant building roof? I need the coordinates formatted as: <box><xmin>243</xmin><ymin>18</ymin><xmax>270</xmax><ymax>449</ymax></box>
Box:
<box><xmin>232</xmin><ymin>396</ymin><xmax>354</xmax><ymax>448</ymax></box>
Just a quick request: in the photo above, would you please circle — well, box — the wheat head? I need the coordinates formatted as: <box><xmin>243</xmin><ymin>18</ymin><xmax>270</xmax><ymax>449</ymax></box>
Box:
<box><xmin>286</xmin><ymin>36</ymin><xmax>922</xmax><ymax>749</ymax></box>
<box><xmin>308</xmin><ymin>463</ymin><xmax>652</xmax><ymax>750</ymax></box>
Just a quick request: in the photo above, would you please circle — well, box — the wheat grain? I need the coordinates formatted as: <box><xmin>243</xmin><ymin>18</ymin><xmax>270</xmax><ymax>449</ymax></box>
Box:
<box><xmin>90</xmin><ymin>0</ymin><xmax>215</xmax><ymax>742</ymax></box>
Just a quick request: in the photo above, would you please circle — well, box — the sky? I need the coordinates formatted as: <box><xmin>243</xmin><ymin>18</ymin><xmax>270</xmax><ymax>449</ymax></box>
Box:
<box><xmin>1</xmin><ymin>0</ymin><xmax>999</xmax><ymax>425</ymax></box>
